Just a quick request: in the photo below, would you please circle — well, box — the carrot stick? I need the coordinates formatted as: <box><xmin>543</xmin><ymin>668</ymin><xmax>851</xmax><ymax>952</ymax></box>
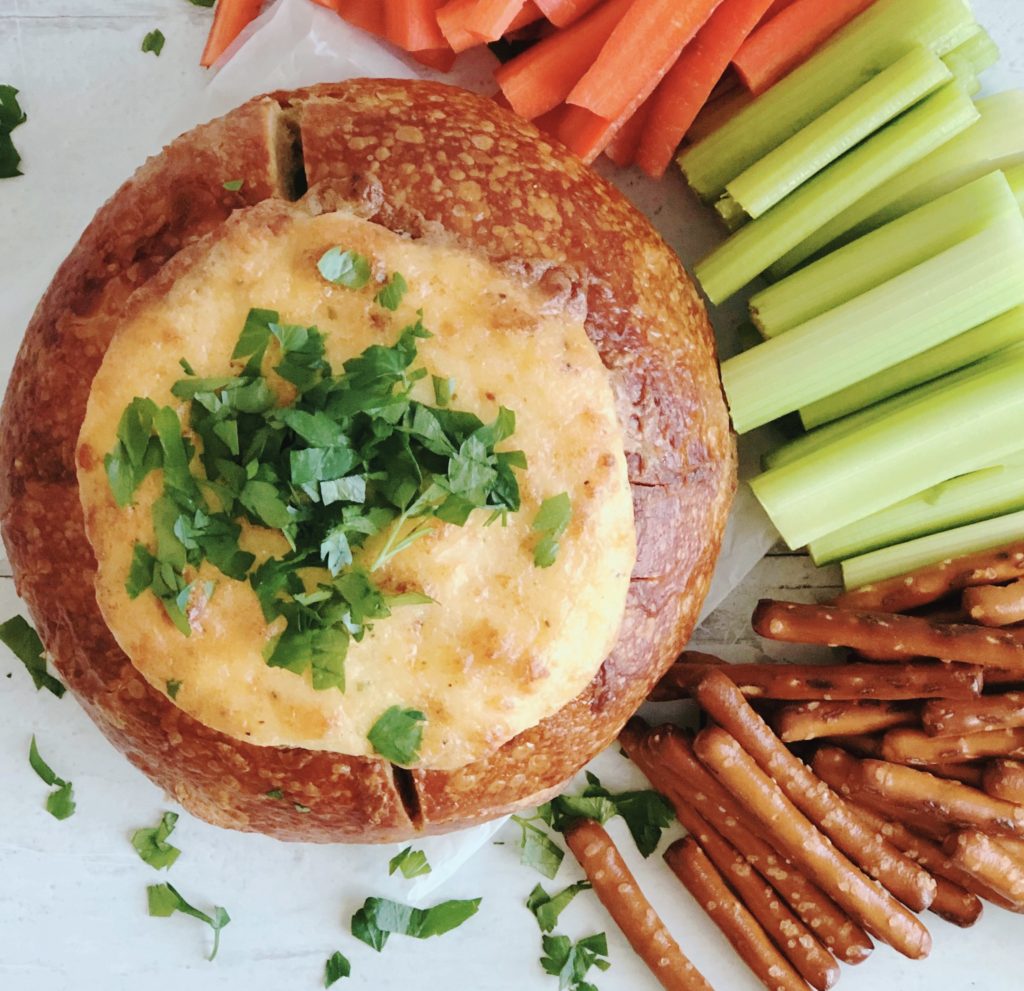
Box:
<box><xmin>731</xmin><ymin>0</ymin><xmax>877</xmax><ymax>95</ymax></box>
<box><xmin>200</xmin><ymin>0</ymin><xmax>265</xmax><ymax>68</ymax></box>
<box><xmin>466</xmin><ymin>0</ymin><xmax>528</xmax><ymax>41</ymax></box>
<box><xmin>494</xmin><ymin>0</ymin><xmax>634</xmax><ymax>120</ymax></box>
<box><xmin>508</xmin><ymin>0</ymin><xmax>544</xmax><ymax>30</ymax></box>
<box><xmin>635</xmin><ymin>0</ymin><xmax>775</xmax><ymax>178</ymax></box>
<box><xmin>384</xmin><ymin>0</ymin><xmax>448</xmax><ymax>51</ymax></box>
<box><xmin>436</xmin><ymin>0</ymin><xmax>486</xmax><ymax>52</ymax></box>
<box><xmin>567</xmin><ymin>0</ymin><xmax>723</xmax><ymax>122</ymax></box>
<box><xmin>410</xmin><ymin>47</ymin><xmax>458</xmax><ymax>71</ymax></box>
<box><xmin>534</xmin><ymin>0</ymin><xmax>604</xmax><ymax>27</ymax></box>
<box><xmin>335</xmin><ymin>0</ymin><xmax>387</xmax><ymax>37</ymax></box>
<box><xmin>605</xmin><ymin>100</ymin><xmax>651</xmax><ymax>168</ymax></box>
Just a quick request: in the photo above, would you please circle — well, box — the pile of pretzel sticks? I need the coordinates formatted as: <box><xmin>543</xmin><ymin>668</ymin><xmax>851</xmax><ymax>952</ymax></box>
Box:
<box><xmin>555</xmin><ymin>539</ymin><xmax>1024</xmax><ymax>991</ymax></box>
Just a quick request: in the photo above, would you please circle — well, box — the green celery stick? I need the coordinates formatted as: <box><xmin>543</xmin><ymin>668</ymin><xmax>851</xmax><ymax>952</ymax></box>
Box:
<box><xmin>722</xmin><ymin>214</ymin><xmax>1024</xmax><ymax>434</ymax></box>
<box><xmin>751</xmin><ymin>170</ymin><xmax>1019</xmax><ymax>338</ymax></box>
<box><xmin>801</xmin><ymin>302</ymin><xmax>1024</xmax><ymax>428</ymax></box>
<box><xmin>947</xmin><ymin>26</ymin><xmax>1000</xmax><ymax>76</ymax></box>
<box><xmin>714</xmin><ymin>194</ymin><xmax>749</xmax><ymax>231</ymax></box>
<box><xmin>751</xmin><ymin>350</ymin><xmax>1024</xmax><ymax>549</ymax></box>
<box><xmin>842</xmin><ymin>508</ymin><xmax>1024</xmax><ymax>589</ymax></box>
<box><xmin>678</xmin><ymin>0</ymin><xmax>979</xmax><ymax>201</ymax></box>
<box><xmin>771</xmin><ymin>90</ymin><xmax>1024</xmax><ymax>276</ymax></box>
<box><xmin>810</xmin><ymin>454</ymin><xmax>1024</xmax><ymax>565</ymax></box>
<box><xmin>697</xmin><ymin>83</ymin><xmax>978</xmax><ymax>304</ymax></box>
<box><xmin>727</xmin><ymin>47</ymin><xmax>952</xmax><ymax>219</ymax></box>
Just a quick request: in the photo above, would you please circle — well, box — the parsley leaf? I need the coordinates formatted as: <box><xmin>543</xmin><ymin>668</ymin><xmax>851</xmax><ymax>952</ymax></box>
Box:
<box><xmin>540</xmin><ymin>932</ymin><xmax>610</xmax><ymax>990</ymax></box>
<box><xmin>388</xmin><ymin>847</ymin><xmax>431</xmax><ymax>879</ymax></box>
<box><xmin>318</xmin><ymin>247</ymin><xmax>371</xmax><ymax>289</ymax></box>
<box><xmin>141</xmin><ymin>29</ymin><xmax>165</xmax><ymax>55</ymax></box>
<box><xmin>324</xmin><ymin>951</ymin><xmax>351</xmax><ymax>986</ymax></box>
<box><xmin>132</xmin><ymin>811</ymin><xmax>182</xmax><ymax>870</ymax></box>
<box><xmin>351</xmin><ymin>896</ymin><xmax>481</xmax><ymax>952</ymax></box>
<box><xmin>166</xmin><ymin>679</ymin><xmax>182</xmax><ymax>700</ymax></box>
<box><xmin>187</xmin><ymin>0</ymin><xmax>216</xmax><ymax>6</ymax></box>
<box><xmin>532</xmin><ymin>493</ymin><xmax>572</xmax><ymax>568</ymax></box>
<box><xmin>147</xmin><ymin>883</ymin><xmax>230</xmax><ymax>961</ymax></box>
<box><xmin>28</xmin><ymin>736</ymin><xmax>76</xmax><ymax>820</ymax></box>
<box><xmin>367</xmin><ymin>707</ymin><xmax>425</xmax><ymax>765</ymax></box>
<box><xmin>0</xmin><ymin>615</ymin><xmax>64</xmax><ymax>697</ymax></box>
<box><xmin>526</xmin><ymin>881</ymin><xmax>591</xmax><ymax>933</ymax></box>
<box><xmin>510</xmin><ymin>814</ymin><xmax>565</xmax><ymax>880</ymax></box>
<box><xmin>374</xmin><ymin>272</ymin><xmax>408</xmax><ymax>311</ymax></box>
<box><xmin>222</xmin><ymin>179</ymin><xmax>243</xmax><ymax>191</ymax></box>
<box><xmin>265</xmin><ymin>789</ymin><xmax>285</xmax><ymax>800</ymax></box>
<box><xmin>0</xmin><ymin>85</ymin><xmax>27</xmax><ymax>179</ymax></box>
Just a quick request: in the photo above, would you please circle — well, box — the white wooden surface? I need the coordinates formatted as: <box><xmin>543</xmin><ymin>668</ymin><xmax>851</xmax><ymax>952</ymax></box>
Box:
<box><xmin>1</xmin><ymin>3</ymin><xmax>1023</xmax><ymax>990</ymax></box>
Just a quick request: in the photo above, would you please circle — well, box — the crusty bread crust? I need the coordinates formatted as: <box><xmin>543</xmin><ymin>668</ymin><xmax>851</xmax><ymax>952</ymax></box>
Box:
<box><xmin>0</xmin><ymin>80</ymin><xmax>734</xmax><ymax>841</ymax></box>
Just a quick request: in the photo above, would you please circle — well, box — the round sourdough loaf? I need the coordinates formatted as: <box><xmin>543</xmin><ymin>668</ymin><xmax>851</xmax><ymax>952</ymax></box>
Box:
<box><xmin>0</xmin><ymin>80</ymin><xmax>734</xmax><ymax>842</ymax></box>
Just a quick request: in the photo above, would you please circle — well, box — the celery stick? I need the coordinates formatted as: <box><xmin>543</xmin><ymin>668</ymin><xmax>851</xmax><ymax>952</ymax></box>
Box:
<box><xmin>771</xmin><ymin>91</ymin><xmax>1024</xmax><ymax>276</ymax></box>
<box><xmin>696</xmin><ymin>84</ymin><xmax>978</xmax><ymax>305</ymax></box>
<box><xmin>947</xmin><ymin>26</ymin><xmax>1000</xmax><ymax>75</ymax></box>
<box><xmin>751</xmin><ymin>171</ymin><xmax>1017</xmax><ymax>337</ymax></box>
<box><xmin>677</xmin><ymin>0</ymin><xmax>978</xmax><ymax>201</ymax></box>
<box><xmin>801</xmin><ymin>303</ymin><xmax>1024</xmax><ymax>428</ymax></box>
<box><xmin>842</xmin><ymin>508</ymin><xmax>1024</xmax><ymax>588</ymax></box>
<box><xmin>721</xmin><ymin>215</ymin><xmax>1024</xmax><ymax>434</ymax></box>
<box><xmin>751</xmin><ymin>349</ymin><xmax>1024</xmax><ymax>549</ymax></box>
<box><xmin>714</xmin><ymin>195</ymin><xmax>749</xmax><ymax>231</ymax></box>
<box><xmin>727</xmin><ymin>48</ymin><xmax>952</xmax><ymax>220</ymax></box>
<box><xmin>943</xmin><ymin>51</ymin><xmax>980</xmax><ymax>97</ymax></box>
<box><xmin>810</xmin><ymin>455</ymin><xmax>1024</xmax><ymax>564</ymax></box>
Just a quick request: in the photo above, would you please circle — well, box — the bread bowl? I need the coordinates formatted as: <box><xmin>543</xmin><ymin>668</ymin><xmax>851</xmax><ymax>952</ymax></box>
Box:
<box><xmin>0</xmin><ymin>79</ymin><xmax>734</xmax><ymax>842</ymax></box>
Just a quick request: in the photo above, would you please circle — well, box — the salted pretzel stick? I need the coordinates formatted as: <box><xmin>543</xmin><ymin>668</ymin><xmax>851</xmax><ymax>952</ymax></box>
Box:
<box><xmin>945</xmin><ymin>830</ymin><xmax>1024</xmax><ymax>907</ymax></box>
<box><xmin>881</xmin><ymin>727</ymin><xmax>1024</xmax><ymax>766</ymax></box>
<box><xmin>983</xmin><ymin>666</ymin><xmax>1024</xmax><ymax>687</ymax></box>
<box><xmin>922</xmin><ymin>694</ymin><xmax>1024</xmax><ymax>736</ymax></box>
<box><xmin>983</xmin><ymin>759</ymin><xmax>1024</xmax><ymax>805</ymax></box>
<box><xmin>755</xmin><ymin>600</ymin><xmax>1024</xmax><ymax>671</ymax></box>
<box><xmin>651</xmin><ymin>659</ymin><xmax>982</xmax><ymax>703</ymax></box>
<box><xmin>696</xmin><ymin>671</ymin><xmax>937</xmax><ymax>913</ymax></box>
<box><xmin>835</xmin><ymin>541</ymin><xmax>1024</xmax><ymax>612</ymax></box>
<box><xmin>857</xmin><ymin>757</ymin><xmax>1024</xmax><ymax>838</ymax></box>
<box><xmin>620</xmin><ymin>721</ymin><xmax>874</xmax><ymax>965</ymax></box>
<box><xmin>963</xmin><ymin>580</ymin><xmax>1024</xmax><ymax>627</ymax></box>
<box><xmin>694</xmin><ymin>726</ymin><xmax>932</xmax><ymax>959</ymax></box>
<box><xmin>927</xmin><ymin>763</ymin><xmax>985</xmax><ymax>787</ymax></box>
<box><xmin>774</xmin><ymin>701</ymin><xmax>917</xmax><ymax>743</ymax></box>
<box><xmin>820</xmin><ymin>734</ymin><xmax>884</xmax><ymax>757</ymax></box>
<box><xmin>665</xmin><ymin>839</ymin><xmax>810</xmax><ymax>991</ymax></box>
<box><xmin>562</xmin><ymin>818</ymin><xmax>713</xmax><ymax>991</ymax></box>
<box><xmin>623</xmin><ymin>727</ymin><xmax>838</xmax><ymax>989</ymax></box>
<box><xmin>995</xmin><ymin>835</ymin><xmax>1024</xmax><ymax>861</ymax></box>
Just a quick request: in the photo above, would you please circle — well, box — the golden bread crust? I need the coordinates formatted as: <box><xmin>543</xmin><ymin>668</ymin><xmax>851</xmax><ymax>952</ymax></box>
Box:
<box><xmin>0</xmin><ymin>80</ymin><xmax>734</xmax><ymax>841</ymax></box>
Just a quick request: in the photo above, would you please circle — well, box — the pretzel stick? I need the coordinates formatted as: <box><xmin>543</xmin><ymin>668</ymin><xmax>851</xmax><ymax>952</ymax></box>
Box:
<box><xmin>835</xmin><ymin>541</ymin><xmax>1024</xmax><ymax>612</ymax></box>
<box><xmin>696</xmin><ymin>671</ymin><xmax>937</xmax><ymax>913</ymax></box>
<box><xmin>944</xmin><ymin>830</ymin><xmax>1024</xmax><ymax>907</ymax></box>
<box><xmin>651</xmin><ymin>659</ymin><xmax>982</xmax><ymax>702</ymax></box>
<box><xmin>922</xmin><ymin>694</ymin><xmax>1024</xmax><ymax>736</ymax></box>
<box><xmin>622</xmin><ymin>725</ymin><xmax>838</xmax><ymax>989</ymax></box>
<box><xmin>857</xmin><ymin>757</ymin><xmax>1024</xmax><ymax>838</ymax></box>
<box><xmin>562</xmin><ymin>818</ymin><xmax>714</xmax><ymax>991</ymax></box>
<box><xmin>963</xmin><ymin>580</ymin><xmax>1024</xmax><ymax>627</ymax></box>
<box><xmin>983</xmin><ymin>666</ymin><xmax>1024</xmax><ymax>687</ymax></box>
<box><xmin>881</xmin><ymin>727</ymin><xmax>1024</xmax><ymax>766</ymax></box>
<box><xmin>819</xmin><ymin>734</ymin><xmax>884</xmax><ymax>757</ymax></box>
<box><xmin>620</xmin><ymin>721</ymin><xmax>874</xmax><ymax>965</ymax></box>
<box><xmin>665</xmin><ymin>839</ymin><xmax>811</xmax><ymax>991</ymax></box>
<box><xmin>927</xmin><ymin>762</ymin><xmax>985</xmax><ymax>787</ymax></box>
<box><xmin>694</xmin><ymin>726</ymin><xmax>932</xmax><ymax>959</ymax></box>
<box><xmin>754</xmin><ymin>600</ymin><xmax>1024</xmax><ymax>671</ymax></box>
<box><xmin>775</xmin><ymin>701</ymin><xmax>917</xmax><ymax>743</ymax></box>
<box><xmin>983</xmin><ymin>759</ymin><xmax>1024</xmax><ymax>805</ymax></box>
<box><xmin>994</xmin><ymin>835</ymin><xmax>1024</xmax><ymax>861</ymax></box>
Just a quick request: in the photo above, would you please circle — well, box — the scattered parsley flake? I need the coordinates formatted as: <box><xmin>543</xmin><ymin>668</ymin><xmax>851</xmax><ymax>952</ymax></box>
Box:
<box><xmin>222</xmin><ymin>179</ymin><xmax>243</xmax><ymax>191</ymax></box>
<box><xmin>265</xmin><ymin>789</ymin><xmax>285</xmax><ymax>800</ymax></box>
<box><xmin>186</xmin><ymin>0</ymin><xmax>216</xmax><ymax>6</ymax></box>
<box><xmin>540</xmin><ymin>932</ymin><xmax>610</xmax><ymax>990</ymax></box>
<box><xmin>0</xmin><ymin>615</ymin><xmax>64</xmax><ymax>697</ymax></box>
<box><xmin>510</xmin><ymin>814</ymin><xmax>564</xmax><ymax>880</ymax></box>
<box><xmin>294</xmin><ymin>802</ymin><xmax>312</xmax><ymax>813</ymax></box>
<box><xmin>431</xmin><ymin>375</ymin><xmax>453</xmax><ymax>407</ymax></box>
<box><xmin>526</xmin><ymin>881</ymin><xmax>591</xmax><ymax>933</ymax></box>
<box><xmin>388</xmin><ymin>847</ymin><xmax>431</xmax><ymax>879</ymax></box>
<box><xmin>147</xmin><ymin>883</ymin><xmax>230</xmax><ymax>961</ymax></box>
<box><xmin>0</xmin><ymin>84</ymin><xmax>27</xmax><ymax>178</ymax></box>
<box><xmin>28</xmin><ymin>736</ymin><xmax>76</xmax><ymax>820</ymax></box>
<box><xmin>166</xmin><ymin>679</ymin><xmax>182</xmax><ymax>700</ymax></box>
<box><xmin>324</xmin><ymin>951</ymin><xmax>351</xmax><ymax>986</ymax></box>
<box><xmin>141</xmin><ymin>29</ymin><xmax>165</xmax><ymax>56</ymax></box>
<box><xmin>532</xmin><ymin>493</ymin><xmax>571</xmax><ymax>568</ymax></box>
<box><xmin>351</xmin><ymin>896</ymin><xmax>481</xmax><ymax>952</ymax></box>
<box><xmin>317</xmin><ymin>247</ymin><xmax>371</xmax><ymax>289</ymax></box>
<box><xmin>132</xmin><ymin>811</ymin><xmax>181</xmax><ymax>870</ymax></box>
<box><xmin>374</xmin><ymin>272</ymin><xmax>408</xmax><ymax>311</ymax></box>
<box><xmin>368</xmin><ymin>707</ymin><xmax>425</xmax><ymax>766</ymax></box>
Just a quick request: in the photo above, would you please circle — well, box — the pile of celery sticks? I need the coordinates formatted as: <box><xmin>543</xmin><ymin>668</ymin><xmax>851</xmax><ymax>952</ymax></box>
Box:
<box><xmin>681</xmin><ymin>0</ymin><xmax>1024</xmax><ymax>590</ymax></box>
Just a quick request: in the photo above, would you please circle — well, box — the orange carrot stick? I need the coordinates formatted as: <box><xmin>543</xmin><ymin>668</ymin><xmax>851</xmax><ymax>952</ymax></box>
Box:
<box><xmin>731</xmin><ymin>0</ymin><xmax>877</xmax><ymax>95</ymax></box>
<box><xmin>466</xmin><ymin>0</ymin><xmax>528</xmax><ymax>41</ymax></box>
<box><xmin>385</xmin><ymin>0</ymin><xmax>448</xmax><ymax>51</ymax></box>
<box><xmin>534</xmin><ymin>0</ymin><xmax>604</xmax><ymax>27</ymax></box>
<box><xmin>605</xmin><ymin>100</ymin><xmax>651</xmax><ymax>168</ymax></box>
<box><xmin>567</xmin><ymin>0</ymin><xmax>722</xmax><ymax>122</ymax></box>
<box><xmin>411</xmin><ymin>47</ymin><xmax>459</xmax><ymax>71</ymax></box>
<box><xmin>436</xmin><ymin>0</ymin><xmax>486</xmax><ymax>52</ymax></box>
<box><xmin>335</xmin><ymin>0</ymin><xmax>387</xmax><ymax>37</ymax></box>
<box><xmin>508</xmin><ymin>0</ymin><xmax>544</xmax><ymax>30</ymax></box>
<box><xmin>635</xmin><ymin>0</ymin><xmax>775</xmax><ymax>178</ymax></box>
<box><xmin>494</xmin><ymin>0</ymin><xmax>634</xmax><ymax>119</ymax></box>
<box><xmin>200</xmin><ymin>0</ymin><xmax>265</xmax><ymax>68</ymax></box>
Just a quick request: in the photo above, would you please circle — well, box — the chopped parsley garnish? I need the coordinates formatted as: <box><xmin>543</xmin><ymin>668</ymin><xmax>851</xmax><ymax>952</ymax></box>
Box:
<box><xmin>510</xmin><ymin>813</ymin><xmax>565</xmax><ymax>880</ymax></box>
<box><xmin>324</xmin><ymin>951</ymin><xmax>351</xmax><ymax>986</ymax></box>
<box><xmin>374</xmin><ymin>272</ymin><xmax>408</xmax><ymax>311</ymax></box>
<box><xmin>166</xmin><ymin>679</ymin><xmax>182</xmax><ymax>700</ymax></box>
<box><xmin>294</xmin><ymin>802</ymin><xmax>312</xmax><ymax>813</ymax></box>
<box><xmin>0</xmin><ymin>85</ymin><xmax>27</xmax><ymax>179</ymax></box>
<box><xmin>105</xmin><ymin>263</ymin><xmax>527</xmax><ymax>709</ymax></box>
<box><xmin>28</xmin><ymin>735</ymin><xmax>76</xmax><ymax>820</ymax></box>
<box><xmin>147</xmin><ymin>883</ymin><xmax>230</xmax><ymax>961</ymax></box>
<box><xmin>526</xmin><ymin>881</ymin><xmax>591</xmax><ymax>933</ymax></box>
<box><xmin>532</xmin><ymin>493</ymin><xmax>571</xmax><ymax>568</ymax></box>
<box><xmin>540</xmin><ymin>932</ymin><xmax>610</xmax><ymax>990</ymax></box>
<box><xmin>187</xmin><ymin>0</ymin><xmax>216</xmax><ymax>6</ymax></box>
<box><xmin>265</xmin><ymin>789</ymin><xmax>285</xmax><ymax>800</ymax></box>
<box><xmin>141</xmin><ymin>29</ymin><xmax>165</xmax><ymax>56</ymax></box>
<box><xmin>388</xmin><ymin>846</ymin><xmax>431</xmax><ymax>879</ymax></box>
<box><xmin>132</xmin><ymin>811</ymin><xmax>181</xmax><ymax>870</ymax></box>
<box><xmin>0</xmin><ymin>615</ymin><xmax>65</xmax><ymax>697</ymax></box>
<box><xmin>222</xmin><ymin>179</ymin><xmax>243</xmax><ymax>191</ymax></box>
<box><xmin>368</xmin><ymin>706</ymin><xmax>425</xmax><ymax>766</ymax></box>
<box><xmin>351</xmin><ymin>896</ymin><xmax>481</xmax><ymax>951</ymax></box>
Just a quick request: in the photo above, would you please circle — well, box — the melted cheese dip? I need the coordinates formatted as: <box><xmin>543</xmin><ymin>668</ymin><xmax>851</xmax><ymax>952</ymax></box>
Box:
<box><xmin>77</xmin><ymin>204</ymin><xmax>635</xmax><ymax>770</ymax></box>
